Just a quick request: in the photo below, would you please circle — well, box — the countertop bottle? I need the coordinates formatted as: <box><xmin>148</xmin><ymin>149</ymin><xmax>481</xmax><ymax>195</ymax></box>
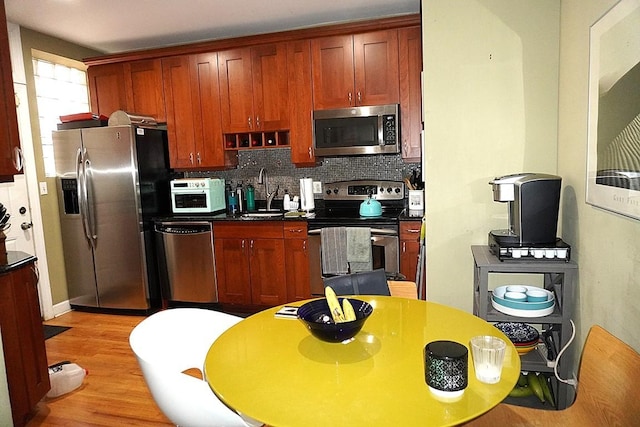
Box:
<box><xmin>236</xmin><ymin>182</ymin><xmax>244</xmax><ymax>213</ymax></box>
<box><xmin>227</xmin><ymin>184</ymin><xmax>238</xmax><ymax>214</ymax></box>
<box><xmin>283</xmin><ymin>189</ymin><xmax>290</xmax><ymax>211</ymax></box>
<box><xmin>246</xmin><ymin>184</ymin><xmax>256</xmax><ymax>212</ymax></box>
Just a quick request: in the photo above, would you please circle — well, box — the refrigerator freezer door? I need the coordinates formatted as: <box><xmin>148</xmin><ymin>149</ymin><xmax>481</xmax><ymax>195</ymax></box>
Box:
<box><xmin>53</xmin><ymin>130</ymin><xmax>99</xmax><ymax>307</ymax></box>
<box><xmin>82</xmin><ymin>126</ymin><xmax>149</xmax><ymax>310</ymax></box>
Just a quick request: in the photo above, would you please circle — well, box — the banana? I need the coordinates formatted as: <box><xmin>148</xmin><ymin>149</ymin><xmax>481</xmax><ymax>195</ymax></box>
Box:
<box><xmin>325</xmin><ymin>286</ymin><xmax>345</xmax><ymax>323</ymax></box>
<box><xmin>342</xmin><ymin>298</ymin><xmax>356</xmax><ymax>321</ymax></box>
<box><xmin>517</xmin><ymin>373</ymin><xmax>528</xmax><ymax>387</ymax></box>
<box><xmin>538</xmin><ymin>374</ymin><xmax>555</xmax><ymax>407</ymax></box>
<box><xmin>527</xmin><ymin>372</ymin><xmax>545</xmax><ymax>403</ymax></box>
<box><xmin>509</xmin><ymin>385</ymin><xmax>533</xmax><ymax>398</ymax></box>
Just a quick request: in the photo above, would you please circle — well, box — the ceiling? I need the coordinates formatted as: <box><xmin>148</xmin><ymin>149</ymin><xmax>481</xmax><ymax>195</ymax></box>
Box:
<box><xmin>5</xmin><ymin>0</ymin><xmax>420</xmax><ymax>54</ymax></box>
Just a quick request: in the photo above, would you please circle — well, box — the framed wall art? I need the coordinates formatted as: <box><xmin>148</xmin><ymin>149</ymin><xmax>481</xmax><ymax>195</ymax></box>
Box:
<box><xmin>586</xmin><ymin>0</ymin><xmax>640</xmax><ymax>220</ymax></box>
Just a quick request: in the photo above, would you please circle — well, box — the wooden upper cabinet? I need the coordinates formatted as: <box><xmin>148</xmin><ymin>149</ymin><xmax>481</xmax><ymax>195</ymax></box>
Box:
<box><xmin>123</xmin><ymin>59</ymin><xmax>166</xmax><ymax>122</ymax></box>
<box><xmin>87</xmin><ymin>63</ymin><xmax>127</xmax><ymax>117</ymax></box>
<box><xmin>311</xmin><ymin>30</ymin><xmax>399</xmax><ymax>110</ymax></box>
<box><xmin>162</xmin><ymin>55</ymin><xmax>198</xmax><ymax>168</ymax></box>
<box><xmin>162</xmin><ymin>54</ymin><xmax>237</xmax><ymax>170</ymax></box>
<box><xmin>0</xmin><ymin>1</ymin><xmax>20</xmax><ymax>180</ymax></box>
<box><xmin>89</xmin><ymin>59</ymin><xmax>165</xmax><ymax>121</ymax></box>
<box><xmin>218</xmin><ymin>43</ymin><xmax>289</xmax><ymax>133</ymax></box>
<box><xmin>287</xmin><ymin>40</ymin><xmax>315</xmax><ymax>166</ymax></box>
<box><xmin>399</xmin><ymin>26</ymin><xmax>423</xmax><ymax>162</ymax></box>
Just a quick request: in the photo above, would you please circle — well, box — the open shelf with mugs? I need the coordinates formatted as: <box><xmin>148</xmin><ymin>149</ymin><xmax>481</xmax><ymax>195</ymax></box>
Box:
<box><xmin>471</xmin><ymin>245</ymin><xmax>578</xmax><ymax>410</ymax></box>
<box><xmin>224</xmin><ymin>131</ymin><xmax>290</xmax><ymax>150</ymax></box>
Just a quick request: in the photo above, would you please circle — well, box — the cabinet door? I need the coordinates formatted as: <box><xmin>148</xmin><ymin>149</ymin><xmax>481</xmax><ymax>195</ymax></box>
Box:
<box><xmin>218</xmin><ymin>48</ymin><xmax>254</xmax><ymax>133</ymax></box>
<box><xmin>287</xmin><ymin>40</ymin><xmax>315</xmax><ymax>166</ymax></box>
<box><xmin>251</xmin><ymin>43</ymin><xmax>289</xmax><ymax>131</ymax></box>
<box><xmin>190</xmin><ymin>53</ymin><xmax>237</xmax><ymax>169</ymax></box>
<box><xmin>353</xmin><ymin>29</ymin><xmax>399</xmax><ymax>107</ymax></box>
<box><xmin>311</xmin><ymin>35</ymin><xmax>355</xmax><ymax>110</ymax></box>
<box><xmin>400</xmin><ymin>220</ymin><xmax>423</xmax><ymax>286</ymax></box>
<box><xmin>87</xmin><ymin>63</ymin><xmax>127</xmax><ymax>117</ymax></box>
<box><xmin>0</xmin><ymin>3</ymin><xmax>19</xmax><ymax>180</ymax></box>
<box><xmin>123</xmin><ymin>59</ymin><xmax>166</xmax><ymax>122</ymax></box>
<box><xmin>162</xmin><ymin>55</ymin><xmax>198</xmax><ymax>168</ymax></box>
<box><xmin>12</xmin><ymin>265</ymin><xmax>49</xmax><ymax>407</ymax></box>
<box><xmin>399</xmin><ymin>26</ymin><xmax>423</xmax><ymax>162</ymax></box>
<box><xmin>249</xmin><ymin>238</ymin><xmax>287</xmax><ymax>306</ymax></box>
<box><xmin>284</xmin><ymin>222</ymin><xmax>311</xmax><ymax>301</ymax></box>
<box><xmin>0</xmin><ymin>262</ymin><xmax>49</xmax><ymax>427</ymax></box>
<box><xmin>214</xmin><ymin>238</ymin><xmax>252</xmax><ymax>304</ymax></box>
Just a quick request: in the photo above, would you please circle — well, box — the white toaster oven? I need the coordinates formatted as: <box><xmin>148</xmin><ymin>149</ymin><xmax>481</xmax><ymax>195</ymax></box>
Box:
<box><xmin>170</xmin><ymin>178</ymin><xmax>226</xmax><ymax>214</ymax></box>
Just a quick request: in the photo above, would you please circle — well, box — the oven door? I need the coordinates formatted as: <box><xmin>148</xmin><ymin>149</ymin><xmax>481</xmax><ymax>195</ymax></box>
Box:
<box><xmin>308</xmin><ymin>228</ymin><xmax>399</xmax><ymax>296</ymax></box>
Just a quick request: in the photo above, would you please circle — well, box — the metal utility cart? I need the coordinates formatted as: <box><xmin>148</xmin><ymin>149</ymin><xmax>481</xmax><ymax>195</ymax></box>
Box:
<box><xmin>471</xmin><ymin>245</ymin><xmax>577</xmax><ymax>410</ymax></box>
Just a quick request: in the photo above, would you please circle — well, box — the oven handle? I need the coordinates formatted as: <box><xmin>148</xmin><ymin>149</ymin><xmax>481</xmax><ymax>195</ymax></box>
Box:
<box><xmin>308</xmin><ymin>228</ymin><xmax>398</xmax><ymax>236</ymax></box>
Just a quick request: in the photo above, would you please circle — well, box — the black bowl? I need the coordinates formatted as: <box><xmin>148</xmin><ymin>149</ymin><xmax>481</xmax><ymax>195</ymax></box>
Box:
<box><xmin>297</xmin><ymin>298</ymin><xmax>373</xmax><ymax>343</ymax></box>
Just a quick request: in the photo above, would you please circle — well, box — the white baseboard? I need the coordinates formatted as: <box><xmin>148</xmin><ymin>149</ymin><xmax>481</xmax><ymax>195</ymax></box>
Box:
<box><xmin>52</xmin><ymin>300</ymin><xmax>72</xmax><ymax>317</ymax></box>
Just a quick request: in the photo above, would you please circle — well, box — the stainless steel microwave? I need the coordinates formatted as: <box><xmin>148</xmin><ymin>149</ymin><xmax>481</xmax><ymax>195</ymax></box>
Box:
<box><xmin>313</xmin><ymin>104</ymin><xmax>400</xmax><ymax>156</ymax></box>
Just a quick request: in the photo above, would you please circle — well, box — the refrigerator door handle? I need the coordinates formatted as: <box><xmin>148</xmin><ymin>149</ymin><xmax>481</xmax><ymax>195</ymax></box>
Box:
<box><xmin>84</xmin><ymin>156</ymin><xmax>98</xmax><ymax>244</ymax></box>
<box><xmin>76</xmin><ymin>148</ymin><xmax>91</xmax><ymax>244</ymax></box>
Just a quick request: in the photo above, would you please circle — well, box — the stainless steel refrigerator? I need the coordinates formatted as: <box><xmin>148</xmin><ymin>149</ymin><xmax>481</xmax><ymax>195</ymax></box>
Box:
<box><xmin>53</xmin><ymin>120</ymin><xmax>170</xmax><ymax>311</ymax></box>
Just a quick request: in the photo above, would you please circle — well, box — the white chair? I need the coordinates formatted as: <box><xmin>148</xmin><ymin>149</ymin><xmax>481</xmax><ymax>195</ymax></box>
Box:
<box><xmin>129</xmin><ymin>308</ymin><xmax>262</xmax><ymax>427</ymax></box>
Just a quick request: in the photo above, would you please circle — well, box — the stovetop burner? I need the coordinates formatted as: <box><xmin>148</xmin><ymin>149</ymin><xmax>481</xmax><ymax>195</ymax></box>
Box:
<box><xmin>307</xmin><ymin>180</ymin><xmax>405</xmax><ymax>228</ymax></box>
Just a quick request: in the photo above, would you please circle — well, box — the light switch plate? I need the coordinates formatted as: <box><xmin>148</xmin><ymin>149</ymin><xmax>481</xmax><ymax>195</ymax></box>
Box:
<box><xmin>312</xmin><ymin>181</ymin><xmax>322</xmax><ymax>194</ymax></box>
<box><xmin>39</xmin><ymin>182</ymin><xmax>48</xmax><ymax>195</ymax></box>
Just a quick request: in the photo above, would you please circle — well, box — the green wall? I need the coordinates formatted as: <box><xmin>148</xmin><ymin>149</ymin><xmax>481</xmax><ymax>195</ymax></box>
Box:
<box><xmin>422</xmin><ymin>0</ymin><xmax>640</xmax><ymax>369</ymax></box>
<box><xmin>19</xmin><ymin>28</ymin><xmax>102</xmax><ymax>305</ymax></box>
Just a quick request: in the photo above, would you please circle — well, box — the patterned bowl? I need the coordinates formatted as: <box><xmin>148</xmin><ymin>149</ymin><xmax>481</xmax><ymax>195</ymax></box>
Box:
<box><xmin>494</xmin><ymin>322</ymin><xmax>540</xmax><ymax>344</ymax></box>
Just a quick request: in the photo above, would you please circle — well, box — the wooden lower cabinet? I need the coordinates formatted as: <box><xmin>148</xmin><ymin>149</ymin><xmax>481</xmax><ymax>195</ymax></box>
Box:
<box><xmin>214</xmin><ymin>222</ymin><xmax>288</xmax><ymax>306</ymax></box>
<box><xmin>284</xmin><ymin>222</ymin><xmax>311</xmax><ymax>301</ymax></box>
<box><xmin>0</xmin><ymin>259</ymin><xmax>49</xmax><ymax>427</ymax></box>
<box><xmin>399</xmin><ymin>220</ymin><xmax>424</xmax><ymax>295</ymax></box>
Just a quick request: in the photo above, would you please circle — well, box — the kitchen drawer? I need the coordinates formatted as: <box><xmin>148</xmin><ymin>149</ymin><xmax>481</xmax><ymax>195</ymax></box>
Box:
<box><xmin>284</xmin><ymin>221</ymin><xmax>307</xmax><ymax>239</ymax></box>
<box><xmin>400</xmin><ymin>220</ymin><xmax>422</xmax><ymax>241</ymax></box>
<box><xmin>213</xmin><ymin>221</ymin><xmax>284</xmax><ymax>239</ymax></box>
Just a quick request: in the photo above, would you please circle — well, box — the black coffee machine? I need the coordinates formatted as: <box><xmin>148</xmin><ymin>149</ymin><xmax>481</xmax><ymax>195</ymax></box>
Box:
<box><xmin>488</xmin><ymin>173</ymin><xmax>570</xmax><ymax>260</ymax></box>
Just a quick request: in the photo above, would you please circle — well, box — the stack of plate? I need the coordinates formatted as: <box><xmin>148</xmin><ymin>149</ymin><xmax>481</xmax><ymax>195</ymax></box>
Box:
<box><xmin>491</xmin><ymin>285</ymin><xmax>555</xmax><ymax>317</ymax></box>
<box><xmin>494</xmin><ymin>322</ymin><xmax>540</xmax><ymax>355</ymax></box>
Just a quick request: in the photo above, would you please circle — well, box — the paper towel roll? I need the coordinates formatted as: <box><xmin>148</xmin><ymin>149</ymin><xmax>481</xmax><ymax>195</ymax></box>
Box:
<box><xmin>300</xmin><ymin>178</ymin><xmax>315</xmax><ymax>211</ymax></box>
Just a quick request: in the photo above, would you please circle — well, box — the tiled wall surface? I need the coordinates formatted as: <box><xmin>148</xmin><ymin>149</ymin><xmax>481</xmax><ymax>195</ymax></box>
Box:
<box><xmin>186</xmin><ymin>149</ymin><xmax>421</xmax><ymax>200</ymax></box>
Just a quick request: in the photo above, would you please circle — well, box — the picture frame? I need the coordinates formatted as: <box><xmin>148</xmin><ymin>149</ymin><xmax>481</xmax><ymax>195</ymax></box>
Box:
<box><xmin>586</xmin><ymin>0</ymin><xmax>640</xmax><ymax>220</ymax></box>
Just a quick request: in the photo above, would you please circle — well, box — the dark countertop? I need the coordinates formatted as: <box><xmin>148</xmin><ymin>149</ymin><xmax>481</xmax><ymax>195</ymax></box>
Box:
<box><xmin>0</xmin><ymin>251</ymin><xmax>37</xmax><ymax>274</ymax></box>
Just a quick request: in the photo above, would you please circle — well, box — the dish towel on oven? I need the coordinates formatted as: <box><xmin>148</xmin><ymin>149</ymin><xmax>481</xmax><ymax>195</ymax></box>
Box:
<box><xmin>347</xmin><ymin>227</ymin><xmax>372</xmax><ymax>273</ymax></box>
<box><xmin>321</xmin><ymin>227</ymin><xmax>349</xmax><ymax>275</ymax></box>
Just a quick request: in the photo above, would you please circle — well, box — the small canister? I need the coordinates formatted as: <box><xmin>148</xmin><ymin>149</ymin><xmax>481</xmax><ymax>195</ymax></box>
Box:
<box><xmin>246</xmin><ymin>184</ymin><xmax>256</xmax><ymax>212</ymax></box>
<box><xmin>425</xmin><ymin>340</ymin><xmax>468</xmax><ymax>399</ymax></box>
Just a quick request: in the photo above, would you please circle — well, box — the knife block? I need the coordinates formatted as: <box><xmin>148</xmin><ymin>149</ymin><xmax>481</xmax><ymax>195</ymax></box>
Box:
<box><xmin>0</xmin><ymin>230</ymin><xmax>7</xmax><ymax>265</ymax></box>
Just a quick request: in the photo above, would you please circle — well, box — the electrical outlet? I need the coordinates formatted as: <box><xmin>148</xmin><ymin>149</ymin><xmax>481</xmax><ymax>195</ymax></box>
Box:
<box><xmin>39</xmin><ymin>182</ymin><xmax>48</xmax><ymax>195</ymax></box>
<box><xmin>312</xmin><ymin>181</ymin><xmax>322</xmax><ymax>194</ymax></box>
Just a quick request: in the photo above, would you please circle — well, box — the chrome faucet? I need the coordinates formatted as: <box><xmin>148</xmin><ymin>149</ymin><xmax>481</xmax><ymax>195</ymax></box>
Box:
<box><xmin>258</xmin><ymin>168</ymin><xmax>279</xmax><ymax>210</ymax></box>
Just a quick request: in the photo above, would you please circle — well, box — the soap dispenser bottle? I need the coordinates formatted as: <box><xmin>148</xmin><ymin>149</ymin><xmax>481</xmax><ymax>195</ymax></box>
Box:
<box><xmin>236</xmin><ymin>182</ymin><xmax>244</xmax><ymax>213</ymax></box>
<box><xmin>283</xmin><ymin>189</ymin><xmax>290</xmax><ymax>211</ymax></box>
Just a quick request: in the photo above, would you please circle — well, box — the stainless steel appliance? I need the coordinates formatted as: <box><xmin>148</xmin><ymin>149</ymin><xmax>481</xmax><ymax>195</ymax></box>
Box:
<box><xmin>307</xmin><ymin>180</ymin><xmax>405</xmax><ymax>295</ymax></box>
<box><xmin>53</xmin><ymin>113</ymin><xmax>170</xmax><ymax>310</ymax></box>
<box><xmin>170</xmin><ymin>177</ymin><xmax>226</xmax><ymax>214</ymax></box>
<box><xmin>313</xmin><ymin>104</ymin><xmax>400</xmax><ymax>156</ymax></box>
<box><xmin>155</xmin><ymin>221</ymin><xmax>218</xmax><ymax>303</ymax></box>
<box><xmin>488</xmin><ymin>173</ymin><xmax>570</xmax><ymax>261</ymax></box>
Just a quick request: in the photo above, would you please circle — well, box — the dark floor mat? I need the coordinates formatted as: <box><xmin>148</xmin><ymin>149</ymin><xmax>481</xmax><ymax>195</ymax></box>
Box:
<box><xmin>43</xmin><ymin>325</ymin><xmax>71</xmax><ymax>340</ymax></box>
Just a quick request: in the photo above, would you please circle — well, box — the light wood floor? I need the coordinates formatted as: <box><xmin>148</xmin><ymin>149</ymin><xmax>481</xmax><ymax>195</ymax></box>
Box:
<box><xmin>27</xmin><ymin>310</ymin><xmax>173</xmax><ymax>426</ymax></box>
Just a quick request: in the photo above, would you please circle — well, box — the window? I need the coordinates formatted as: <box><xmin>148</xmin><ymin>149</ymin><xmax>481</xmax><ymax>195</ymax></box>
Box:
<box><xmin>32</xmin><ymin>51</ymin><xmax>89</xmax><ymax>177</ymax></box>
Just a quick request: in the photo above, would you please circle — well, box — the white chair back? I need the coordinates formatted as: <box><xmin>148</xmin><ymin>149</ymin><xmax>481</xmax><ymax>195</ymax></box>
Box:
<box><xmin>129</xmin><ymin>308</ymin><xmax>260</xmax><ymax>427</ymax></box>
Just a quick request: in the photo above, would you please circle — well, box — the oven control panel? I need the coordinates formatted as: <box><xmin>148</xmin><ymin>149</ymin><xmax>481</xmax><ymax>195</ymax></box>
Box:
<box><xmin>324</xmin><ymin>180</ymin><xmax>404</xmax><ymax>201</ymax></box>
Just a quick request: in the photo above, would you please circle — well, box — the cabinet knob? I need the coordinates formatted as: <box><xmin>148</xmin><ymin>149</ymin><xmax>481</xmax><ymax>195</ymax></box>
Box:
<box><xmin>256</xmin><ymin>116</ymin><xmax>261</xmax><ymax>129</ymax></box>
<box><xmin>357</xmin><ymin>91</ymin><xmax>362</xmax><ymax>104</ymax></box>
<box><xmin>248</xmin><ymin>116</ymin><xmax>252</xmax><ymax>129</ymax></box>
<box><xmin>348</xmin><ymin>92</ymin><xmax>352</xmax><ymax>104</ymax></box>
<box><xmin>189</xmin><ymin>152</ymin><xmax>194</xmax><ymax>164</ymax></box>
<box><xmin>196</xmin><ymin>152</ymin><xmax>201</xmax><ymax>164</ymax></box>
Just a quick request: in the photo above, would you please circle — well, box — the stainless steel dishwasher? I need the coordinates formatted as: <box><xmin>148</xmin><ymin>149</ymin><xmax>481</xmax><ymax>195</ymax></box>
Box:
<box><xmin>155</xmin><ymin>221</ymin><xmax>218</xmax><ymax>303</ymax></box>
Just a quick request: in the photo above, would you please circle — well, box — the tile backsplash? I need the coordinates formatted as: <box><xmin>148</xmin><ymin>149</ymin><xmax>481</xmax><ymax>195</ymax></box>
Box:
<box><xmin>184</xmin><ymin>148</ymin><xmax>421</xmax><ymax>200</ymax></box>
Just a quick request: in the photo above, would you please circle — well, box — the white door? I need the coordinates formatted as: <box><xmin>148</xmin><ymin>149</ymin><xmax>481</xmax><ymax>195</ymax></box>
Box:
<box><xmin>12</xmin><ymin>83</ymin><xmax>54</xmax><ymax>319</ymax></box>
<box><xmin>0</xmin><ymin>174</ymin><xmax>35</xmax><ymax>254</ymax></box>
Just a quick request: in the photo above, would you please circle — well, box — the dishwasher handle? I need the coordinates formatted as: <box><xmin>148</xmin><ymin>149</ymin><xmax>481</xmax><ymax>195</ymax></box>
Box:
<box><xmin>155</xmin><ymin>222</ymin><xmax>212</xmax><ymax>235</ymax></box>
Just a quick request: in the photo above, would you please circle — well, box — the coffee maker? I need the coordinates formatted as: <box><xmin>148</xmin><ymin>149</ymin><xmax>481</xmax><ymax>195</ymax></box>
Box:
<box><xmin>488</xmin><ymin>173</ymin><xmax>570</xmax><ymax>260</ymax></box>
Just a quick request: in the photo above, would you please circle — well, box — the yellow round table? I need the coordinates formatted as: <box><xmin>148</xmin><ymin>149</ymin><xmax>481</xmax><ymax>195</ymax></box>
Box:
<box><xmin>205</xmin><ymin>296</ymin><xmax>520</xmax><ymax>426</ymax></box>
